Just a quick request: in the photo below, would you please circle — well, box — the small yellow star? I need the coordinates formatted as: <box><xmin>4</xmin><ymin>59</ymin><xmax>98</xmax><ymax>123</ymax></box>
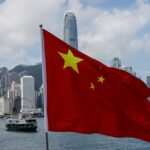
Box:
<box><xmin>98</xmin><ymin>75</ymin><xmax>105</xmax><ymax>83</ymax></box>
<box><xmin>90</xmin><ymin>83</ymin><xmax>95</xmax><ymax>90</ymax></box>
<box><xmin>58</xmin><ymin>49</ymin><xmax>83</xmax><ymax>74</ymax></box>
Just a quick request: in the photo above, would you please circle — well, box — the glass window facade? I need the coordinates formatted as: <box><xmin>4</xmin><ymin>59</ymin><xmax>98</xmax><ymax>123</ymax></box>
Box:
<box><xmin>64</xmin><ymin>12</ymin><xmax>78</xmax><ymax>49</ymax></box>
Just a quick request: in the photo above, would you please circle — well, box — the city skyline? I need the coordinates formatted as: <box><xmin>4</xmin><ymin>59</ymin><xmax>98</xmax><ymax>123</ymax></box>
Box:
<box><xmin>0</xmin><ymin>0</ymin><xmax>149</xmax><ymax>81</ymax></box>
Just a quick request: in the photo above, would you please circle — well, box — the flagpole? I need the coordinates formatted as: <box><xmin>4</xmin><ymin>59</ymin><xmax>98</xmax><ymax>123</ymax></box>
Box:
<box><xmin>39</xmin><ymin>24</ymin><xmax>49</xmax><ymax>150</ymax></box>
<box><xmin>45</xmin><ymin>131</ymin><xmax>49</xmax><ymax>150</ymax></box>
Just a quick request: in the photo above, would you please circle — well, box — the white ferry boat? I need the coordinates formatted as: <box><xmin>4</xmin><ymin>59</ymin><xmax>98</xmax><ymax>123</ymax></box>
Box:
<box><xmin>6</xmin><ymin>114</ymin><xmax>37</xmax><ymax>132</ymax></box>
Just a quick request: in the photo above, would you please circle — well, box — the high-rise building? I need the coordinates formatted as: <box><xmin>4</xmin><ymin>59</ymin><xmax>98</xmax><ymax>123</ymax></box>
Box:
<box><xmin>0</xmin><ymin>67</ymin><xmax>9</xmax><ymax>96</ymax></box>
<box><xmin>121</xmin><ymin>66</ymin><xmax>137</xmax><ymax>77</ymax></box>
<box><xmin>111</xmin><ymin>57</ymin><xmax>138</xmax><ymax>77</ymax></box>
<box><xmin>0</xmin><ymin>97</ymin><xmax>10</xmax><ymax>115</ymax></box>
<box><xmin>37</xmin><ymin>84</ymin><xmax>44</xmax><ymax>111</ymax></box>
<box><xmin>64</xmin><ymin>12</ymin><xmax>78</xmax><ymax>49</ymax></box>
<box><xmin>111</xmin><ymin>57</ymin><xmax>121</xmax><ymax>68</ymax></box>
<box><xmin>7</xmin><ymin>82</ymin><xmax>21</xmax><ymax>110</ymax></box>
<box><xmin>8</xmin><ymin>72</ymin><xmax>20</xmax><ymax>86</ymax></box>
<box><xmin>146</xmin><ymin>74</ymin><xmax>150</xmax><ymax>88</ymax></box>
<box><xmin>121</xmin><ymin>66</ymin><xmax>132</xmax><ymax>74</ymax></box>
<box><xmin>20</xmin><ymin>76</ymin><xmax>35</xmax><ymax>112</ymax></box>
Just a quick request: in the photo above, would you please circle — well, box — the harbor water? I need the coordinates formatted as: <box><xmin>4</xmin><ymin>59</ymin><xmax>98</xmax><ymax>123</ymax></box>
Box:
<box><xmin>0</xmin><ymin>118</ymin><xmax>150</xmax><ymax>150</ymax></box>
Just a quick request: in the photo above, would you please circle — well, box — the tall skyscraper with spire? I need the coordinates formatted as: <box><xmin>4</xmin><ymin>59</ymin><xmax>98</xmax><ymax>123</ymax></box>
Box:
<box><xmin>64</xmin><ymin>12</ymin><xmax>78</xmax><ymax>49</ymax></box>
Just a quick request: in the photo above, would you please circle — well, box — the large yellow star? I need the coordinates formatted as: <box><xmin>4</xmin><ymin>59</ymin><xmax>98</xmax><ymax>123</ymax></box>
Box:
<box><xmin>98</xmin><ymin>75</ymin><xmax>105</xmax><ymax>83</ymax></box>
<box><xmin>58</xmin><ymin>49</ymin><xmax>83</xmax><ymax>73</ymax></box>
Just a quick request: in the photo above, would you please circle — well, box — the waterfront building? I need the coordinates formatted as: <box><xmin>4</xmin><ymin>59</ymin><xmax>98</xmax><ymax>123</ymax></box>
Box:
<box><xmin>37</xmin><ymin>84</ymin><xmax>44</xmax><ymax>111</ymax></box>
<box><xmin>0</xmin><ymin>67</ymin><xmax>9</xmax><ymax>89</ymax></box>
<box><xmin>8</xmin><ymin>72</ymin><xmax>20</xmax><ymax>86</ymax></box>
<box><xmin>111</xmin><ymin>57</ymin><xmax>121</xmax><ymax>68</ymax></box>
<box><xmin>20</xmin><ymin>76</ymin><xmax>35</xmax><ymax>112</ymax></box>
<box><xmin>34</xmin><ymin>91</ymin><xmax>38</xmax><ymax>110</ymax></box>
<box><xmin>7</xmin><ymin>82</ymin><xmax>21</xmax><ymax>111</ymax></box>
<box><xmin>121</xmin><ymin>66</ymin><xmax>138</xmax><ymax>77</ymax></box>
<box><xmin>0</xmin><ymin>67</ymin><xmax>9</xmax><ymax>96</ymax></box>
<box><xmin>0</xmin><ymin>97</ymin><xmax>10</xmax><ymax>115</ymax></box>
<box><xmin>121</xmin><ymin>66</ymin><xmax>132</xmax><ymax>74</ymax></box>
<box><xmin>111</xmin><ymin>57</ymin><xmax>138</xmax><ymax>77</ymax></box>
<box><xmin>8</xmin><ymin>82</ymin><xmax>21</xmax><ymax>98</ymax></box>
<box><xmin>64</xmin><ymin>12</ymin><xmax>78</xmax><ymax>49</ymax></box>
<box><xmin>146</xmin><ymin>74</ymin><xmax>150</xmax><ymax>88</ymax></box>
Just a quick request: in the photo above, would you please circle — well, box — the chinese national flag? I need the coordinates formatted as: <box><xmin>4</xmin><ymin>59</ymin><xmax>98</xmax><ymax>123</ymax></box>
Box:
<box><xmin>42</xmin><ymin>29</ymin><xmax>150</xmax><ymax>142</ymax></box>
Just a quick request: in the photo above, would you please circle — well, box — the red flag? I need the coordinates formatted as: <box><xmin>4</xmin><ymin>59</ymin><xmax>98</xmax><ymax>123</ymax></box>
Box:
<box><xmin>42</xmin><ymin>29</ymin><xmax>150</xmax><ymax>142</ymax></box>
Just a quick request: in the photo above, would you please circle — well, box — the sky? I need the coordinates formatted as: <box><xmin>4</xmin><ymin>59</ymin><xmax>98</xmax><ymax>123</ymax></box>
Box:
<box><xmin>0</xmin><ymin>0</ymin><xmax>150</xmax><ymax>82</ymax></box>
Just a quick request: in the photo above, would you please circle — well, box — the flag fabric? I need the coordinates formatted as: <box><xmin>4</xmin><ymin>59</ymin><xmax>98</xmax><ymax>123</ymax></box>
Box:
<box><xmin>41</xmin><ymin>29</ymin><xmax>150</xmax><ymax>142</ymax></box>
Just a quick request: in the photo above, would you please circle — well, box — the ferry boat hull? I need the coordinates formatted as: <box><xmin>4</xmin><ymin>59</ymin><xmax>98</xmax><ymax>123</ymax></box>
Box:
<box><xmin>6</xmin><ymin>123</ymin><xmax>37</xmax><ymax>131</ymax></box>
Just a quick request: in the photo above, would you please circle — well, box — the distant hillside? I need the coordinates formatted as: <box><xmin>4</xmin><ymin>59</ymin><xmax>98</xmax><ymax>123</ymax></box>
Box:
<box><xmin>9</xmin><ymin>63</ymin><xmax>42</xmax><ymax>91</ymax></box>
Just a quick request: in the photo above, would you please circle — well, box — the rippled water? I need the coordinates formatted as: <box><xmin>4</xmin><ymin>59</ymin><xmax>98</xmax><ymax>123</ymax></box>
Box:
<box><xmin>0</xmin><ymin>118</ymin><xmax>150</xmax><ymax>150</ymax></box>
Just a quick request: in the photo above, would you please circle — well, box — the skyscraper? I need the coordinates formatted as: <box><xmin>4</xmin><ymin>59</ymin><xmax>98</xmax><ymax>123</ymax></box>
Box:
<box><xmin>111</xmin><ymin>57</ymin><xmax>121</xmax><ymax>68</ymax></box>
<box><xmin>0</xmin><ymin>67</ymin><xmax>9</xmax><ymax>96</ymax></box>
<box><xmin>146</xmin><ymin>74</ymin><xmax>150</xmax><ymax>88</ymax></box>
<box><xmin>20</xmin><ymin>76</ymin><xmax>35</xmax><ymax>112</ymax></box>
<box><xmin>7</xmin><ymin>81</ymin><xmax>21</xmax><ymax>110</ymax></box>
<box><xmin>64</xmin><ymin>12</ymin><xmax>78</xmax><ymax>49</ymax></box>
<box><xmin>111</xmin><ymin>57</ymin><xmax>137</xmax><ymax>77</ymax></box>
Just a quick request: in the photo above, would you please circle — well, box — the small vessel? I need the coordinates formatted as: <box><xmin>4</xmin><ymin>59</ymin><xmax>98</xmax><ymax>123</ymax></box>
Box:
<box><xmin>0</xmin><ymin>114</ymin><xmax>4</xmax><ymax>118</ymax></box>
<box><xmin>6</xmin><ymin>114</ymin><xmax>37</xmax><ymax>132</ymax></box>
<box><xmin>30</xmin><ymin>108</ymin><xmax>44</xmax><ymax>118</ymax></box>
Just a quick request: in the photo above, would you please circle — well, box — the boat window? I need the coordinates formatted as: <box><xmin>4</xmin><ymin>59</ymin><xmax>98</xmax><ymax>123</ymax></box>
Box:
<box><xmin>27</xmin><ymin>119</ymin><xmax>36</xmax><ymax>123</ymax></box>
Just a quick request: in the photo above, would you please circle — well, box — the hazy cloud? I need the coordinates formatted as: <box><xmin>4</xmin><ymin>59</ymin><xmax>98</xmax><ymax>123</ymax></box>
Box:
<box><xmin>0</xmin><ymin>0</ymin><xmax>65</xmax><ymax>68</ymax></box>
<box><xmin>0</xmin><ymin>0</ymin><xmax>150</xmax><ymax>76</ymax></box>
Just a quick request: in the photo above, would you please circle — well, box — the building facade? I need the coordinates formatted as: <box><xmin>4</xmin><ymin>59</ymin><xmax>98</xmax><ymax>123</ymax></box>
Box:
<box><xmin>0</xmin><ymin>67</ymin><xmax>9</xmax><ymax>96</ymax></box>
<box><xmin>37</xmin><ymin>84</ymin><xmax>44</xmax><ymax>111</ymax></box>
<box><xmin>8</xmin><ymin>72</ymin><xmax>20</xmax><ymax>86</ymax></box>
<box><xmin>0</xmin><ymin>97</ymin><xmax>10</xmax><ymax>115</ymax></box>
<box><xmin>111</xmin><ymin>57</ymin><xmax>121</xmax><ymax>68</ymax></box>
<box><xmin>7</xmin><ymin>82</ymin><xmax>21</xmax><ymax>111</ymax></box>
<box><xmin>64</xmin><ymin>12</ymin><xmax>78</xmax><ymax>49</ymax></box>
<box><xmin>20</xmin><ymin>76</ymin><xmax>35</xmax><ymax>112</ymax></box>
<box><xmin>147</xmin><ymin>74</ymin><xmax>150</xmax><ymax>88</ymax></box>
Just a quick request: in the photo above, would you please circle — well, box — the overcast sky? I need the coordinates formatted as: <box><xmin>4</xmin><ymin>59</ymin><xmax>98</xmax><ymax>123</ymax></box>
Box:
<box><xmin>0</xmin><ymin>0</ymin><xmax>150</xmax><ymax>81</ymax></box>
